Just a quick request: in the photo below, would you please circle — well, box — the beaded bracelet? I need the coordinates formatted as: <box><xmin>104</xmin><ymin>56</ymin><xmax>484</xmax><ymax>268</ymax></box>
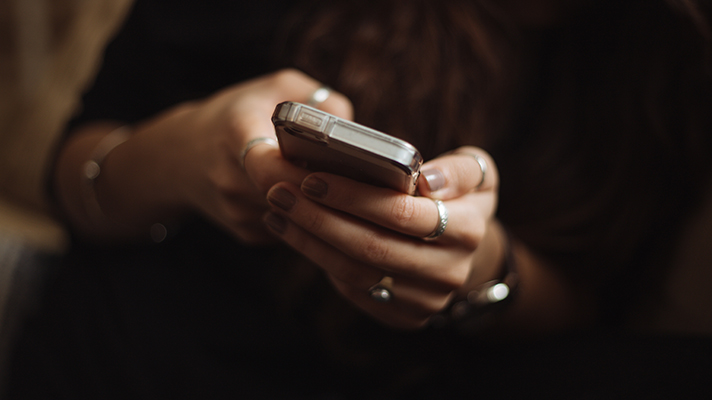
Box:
<box><xmin>431</xmin><ymin>229</ymin><xmax>520</xmax><ymax>333</ymax></box>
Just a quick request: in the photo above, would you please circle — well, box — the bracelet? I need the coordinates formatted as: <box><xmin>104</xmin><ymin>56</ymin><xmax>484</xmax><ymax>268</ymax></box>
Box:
<box><xmin>82</xmin><ymin>126</ymin><xmax>131</xmax><ymax>225</ymax></box>
<box><xmin>431</xmin><ymin>229</ymin><xmax>520</xmax><ymax>333</ymax></box>
<box><xmin>81</xmin><ymin>126</ymin><xmax>171</xmax><ymax>243</ymax></box>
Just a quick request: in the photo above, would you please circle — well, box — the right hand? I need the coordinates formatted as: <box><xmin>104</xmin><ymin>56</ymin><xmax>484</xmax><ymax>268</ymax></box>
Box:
<box><xmin>260</xmin><ymin>147</ymin><xmax>502</xmax><ymax>329</ymax></box>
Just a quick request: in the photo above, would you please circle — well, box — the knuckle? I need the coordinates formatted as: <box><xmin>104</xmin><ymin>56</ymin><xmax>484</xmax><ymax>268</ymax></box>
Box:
<box><xmin>460</xmin><ymin>218</ymin><xmax>486</xmax><ymax>251</ymax></box>
<box><xmin>270</xmin><ymin>68</ymin><xmax>304</xmax><ymax>86</ymax></box>
<box><xmin>448</xmin><ymin>147</ymin><xmax>499</xmax><ymax>191</ymax></box>
<box><xmin>390</xmin><ymin>196</ymin><xmax>418</xmax><ymax>227</ymax></box>
<box><xmin>454</xmin><ymin>160</ymin><xmax>475</xmax><ymax>186</ymax></box>
<box><xmin>302</xmin><ymin>211</ymin><xmax>327</xmax><ymax>233</ymax></box>
<box><xmin>358</xmin><ymin>232</ymin><xmax>391</xmax><ymax>266</ymax></box>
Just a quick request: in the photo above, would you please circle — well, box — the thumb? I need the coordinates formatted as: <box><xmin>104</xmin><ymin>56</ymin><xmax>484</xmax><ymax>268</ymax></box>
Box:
<box><xmin>417</xmin><ymin>146</ymin><xmax>498</xmax><ymax>200</ymax></box>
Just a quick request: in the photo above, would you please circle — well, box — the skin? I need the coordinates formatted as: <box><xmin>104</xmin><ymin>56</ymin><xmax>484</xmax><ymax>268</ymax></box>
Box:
<box><xmin>56</xmin><ymin>69</ymin><xmax>349</xmax><ymax>243</ymax></box>
<box><xmin>263</xmin><ymin>149</ymin><xmax>503</xmax><ymax>328</ymax></box>
<box><xmin>55</xmin><ymin>69</ymin><xmax>595</xmax><ymax>333</ymax></box>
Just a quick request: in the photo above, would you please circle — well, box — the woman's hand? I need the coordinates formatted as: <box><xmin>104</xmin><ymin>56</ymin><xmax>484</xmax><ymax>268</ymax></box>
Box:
<box><xmin>263</xmin><ymin>146</ymin><xmax>504</xmax><ymax>329</ymax></box>
<box><xmin>158</xmin><ymin>69</ymin><xmax>352</xmax><ymax>243</ymax></box>
<box><xmin>56</xmin><ymin>69</ymin><xmax>352</xmax><ymax>243</ymax></box>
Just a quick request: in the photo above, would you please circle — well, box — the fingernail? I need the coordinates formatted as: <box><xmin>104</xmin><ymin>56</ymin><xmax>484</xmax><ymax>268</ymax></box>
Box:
<box><xmin>267</xmin><ymin>187</ymin><xmax>296</xmax><ymax>212</ymax></box>
<box><xmin>422</xmin><ymin>169</ymin><xmax>445</xmax><ymax>192</ymax></box>
<box><xmin>263</xmin><ymin>212</ymin><xmax>287</xmax><ymax>234</ymax></box>
<box><xmin>302</xmin><ymin>176</ymin><xmax>328</xmax><ymax>199</ymax></box>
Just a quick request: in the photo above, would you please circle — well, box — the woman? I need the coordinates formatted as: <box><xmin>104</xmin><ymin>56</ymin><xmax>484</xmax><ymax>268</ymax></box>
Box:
<box><xmin>10</xmin><ymin>0</ymin><xmax>712</xmax><ymax>398</ymax></box>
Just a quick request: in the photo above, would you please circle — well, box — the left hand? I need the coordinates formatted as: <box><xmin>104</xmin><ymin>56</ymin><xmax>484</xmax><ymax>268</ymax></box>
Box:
<box><xmin>263</xmin><ymin>146</ymin><xmax>502</xmax><ymax>329</ymax></box>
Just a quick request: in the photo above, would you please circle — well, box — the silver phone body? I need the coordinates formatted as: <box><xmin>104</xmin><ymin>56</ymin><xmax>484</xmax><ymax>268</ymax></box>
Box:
<box><xmin>272</xmin><ymin>101</ymin><xmax>423</xmax><ymax>194</ymax></box>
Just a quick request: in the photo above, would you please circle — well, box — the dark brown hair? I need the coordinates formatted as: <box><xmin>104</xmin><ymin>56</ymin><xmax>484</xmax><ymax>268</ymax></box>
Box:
<box><xmin>279</xmin><ymin>0</ymin><xmax>712</xmax><ymax>322</ymax></box>
<box><xmin>280</xmin><ymin>0</ymin><xmax>524</xmax><ymax>157</ymax></box>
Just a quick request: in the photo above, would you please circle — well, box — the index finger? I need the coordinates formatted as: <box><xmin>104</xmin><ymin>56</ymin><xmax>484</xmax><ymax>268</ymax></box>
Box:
<box><xmin>236</xmin><ymin>69</ymin><xmax>354</xmax><ymax>148</ymax></box>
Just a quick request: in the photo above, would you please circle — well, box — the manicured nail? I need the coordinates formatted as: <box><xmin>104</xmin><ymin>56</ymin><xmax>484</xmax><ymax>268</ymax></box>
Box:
<box><xmin>302</xmin><ymin>176</ymin><xmax>328</xmax><ymax>199</ymax></box>
<box><xmin>267</xmin><ymin>187</ymin><xmax>296</xmax><ymax>212</ymax></box>
<box><xmin>263</xmin><ymin>212</ymin><xmax>287</xmax><ymax>234</ymax></box>
<box><xmin>422</xmin><ymin>168</ymin><xmax>445</xmax><ymax>192</ymax></box>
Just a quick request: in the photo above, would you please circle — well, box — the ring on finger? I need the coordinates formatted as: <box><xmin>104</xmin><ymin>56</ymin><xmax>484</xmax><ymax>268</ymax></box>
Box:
<box><xmin>306</xmin><ymin>86</ymin><xmax>331</xmax><ymax>107</ymax></box>
<box><xmin>240</xmin><ymin>137</ymin><xmax>278</xmax><ymax>168</ymax></box>
<box><xmin>458</xmin><ymin>153</ymin><xmax>488</xmax><ymax>190</ymax></box>
<box><xmin>424</xmin><ymin>199</ymin><xmax>449</xmax><ymax>240</ymax></box>
<box><xmin>368</xmin><ymin>276</ymin><xmax>394</xmax><ymax>303</ymax></box>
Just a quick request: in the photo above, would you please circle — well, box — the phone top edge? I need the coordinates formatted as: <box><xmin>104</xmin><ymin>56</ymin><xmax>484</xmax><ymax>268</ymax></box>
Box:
<box><xmin>273</xmin><ymin>101</ymin><xmax>423</xmax><ymax>171</ymax></box>
<box><xmin>329</xmin><ymin>120</ymin><xmax>421</xmax><ymax>165</ymax></box>
<box><xmin>273</xmin><ymin>101</ymin><xmax>331</xmax><ymax>141</ymax></box>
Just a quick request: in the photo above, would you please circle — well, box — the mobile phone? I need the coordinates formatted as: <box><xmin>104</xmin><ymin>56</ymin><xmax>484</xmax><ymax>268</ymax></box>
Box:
<box><xmin>272</xmin><ymin>101</ymin><xmax>423</xmax><ymax>195</ymax></box>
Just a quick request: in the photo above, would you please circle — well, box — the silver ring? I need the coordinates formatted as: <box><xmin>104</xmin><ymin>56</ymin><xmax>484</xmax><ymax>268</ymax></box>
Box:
<box><xmin>425</xmin><ymin>199</ymin><xmax>449</xmax><ymax>239</ymax></box>
<box><xmin>472</xmin><ymin>154</ymin><xmax>488</xmax><ymax>190</ymax></box>
<box><xmin>240</xmin><ymin>137</ymin><xmax>278</xmax><ymax>168</ymax></box>
<box><xmin>306</xmin><ymin>86</ymin><xmax>331</xmax><ymax>107</ymax></box>
<box><xmin>458</xmin><ymin>153</ymin><xmax>488</xmax><ymax>190</ymax></box>
<box><xmin>368</xmin><ymin>276</ymin><xmax>393</xmax><ymax>303</ymax></box>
